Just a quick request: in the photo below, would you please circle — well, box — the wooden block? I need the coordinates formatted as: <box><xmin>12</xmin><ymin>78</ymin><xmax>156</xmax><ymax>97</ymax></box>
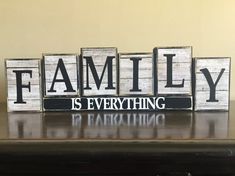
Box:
<box><xmin>194</xmin><ymin>112</ymin><xmax>228</xmax><ymax>138</ymax></box>
<box><xmin>8</xmin><ymin>113</ymin><xmax>42</xmax><ymax>139</ymax></box>
<box><xmin>154</xmin><ymin>46</ymin><xmax>192</xmax><ymax>95</ymax></box>
<box><xmin>194</xmin><ymin>57</ymin><xmax>231</xmax><ymax>111</ymax></box>
<box><xmin>43</xmin><ymin>96</ymin><xmax>192</xmax><ymax>111</ymax></box>
<box><xmin>164</xmin><ymin>96</ymin><xmax>193</xmax><ymax>110</ymax></box>
<box><xmin>119</xmin><ymin>53</ymin><xmax>153</xmax><ymax>95</ymax></box>
<box><xmin>5</xmin><ymin>59</ymin><xmax>42</xmax><ymax>112</ymax></box>
<box><xmin>43</xmin><ymin>98</ymin><xmax>74</xmax><ymax>111</ymax></box>
<box><xmin>81</xmin><ymin>47</ymin><xmax>117</xmax><ymax>96</ymax></box>
<box><xmin>43</xmin><ymin>54</ymin><xmax>78</xmax><ymax>97</ymax></box>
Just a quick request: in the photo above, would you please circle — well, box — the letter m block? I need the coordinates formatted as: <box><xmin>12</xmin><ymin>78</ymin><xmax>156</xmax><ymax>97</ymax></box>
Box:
<box><xmin>194</xmin><ymin>57</ymin><xmax>231</xmax><ymax>111</ymax></box>
<box><xmin>5</xmin><ymin>59</ymin><xmax>41</xmax><ymax>112</ymax></box>
<box><xmin>81</xmin><ymin>48</ymin><xmax>117</xmax><ymax>96</ymax></box>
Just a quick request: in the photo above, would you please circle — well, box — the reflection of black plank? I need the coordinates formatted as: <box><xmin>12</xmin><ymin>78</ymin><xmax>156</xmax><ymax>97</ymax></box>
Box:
<box><xmin>0</xmin><ymin>142</ymin><xmax>235</xmax><ymax>175</ymax></box>
<box><xmin>43</xmin><ymin>96</ymin><xmax>192</xmax><ymax>111</ymax></box>
<box><xmin>43</xmin><ymin>113</ymin><xmax>72</xmax><ymax>127</ymax></box>
<box><xmin>164</xmin><ymin>112</ymin><xmax>192</xmax><ymax>127</ymax></box>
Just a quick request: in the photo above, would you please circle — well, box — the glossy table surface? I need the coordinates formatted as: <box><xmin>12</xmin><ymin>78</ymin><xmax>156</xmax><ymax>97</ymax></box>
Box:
<box><xmin>0</xmin><ymin>102</ymin><xmax>234</xmax><ymax>142</ymax></box>
<box><xmin>1</xmin><ymin>103</ymin><xmax>235</xmax><ymax>175</ymax></box>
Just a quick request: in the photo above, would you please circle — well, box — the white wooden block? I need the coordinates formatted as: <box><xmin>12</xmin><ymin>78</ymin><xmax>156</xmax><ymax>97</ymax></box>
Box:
<box><xmin>194</xmin><ymin>57</ymin><xmax>231</xmax><ymax>111</ymax></box>
<box><xmin>8</xmin><ymin>113</ymin><xmax>42</xmax><ymax>139</ymax></box>
<box><xmin>43</xmin><ymin>54</ymin><xmax>78</xmax><ymax>97</ymax></box>
<box><xmin>81</xmin><ymin>48</ymin><xmax>117</xmax><ymax>96</ymax></box>
<box><xmin>194</xmin><ymin>112</ymin><xmax>228</xmax><ymax>138</ymax></box>
<box><xmin>119</xmin><ymin>53</ymin><xmax>153</xmax><ymax>95</ymax></box>
<box><xmin>154</xmin><ymin>47</ymin><xmax>192</xmax><ymax>95</ymax></box>
<box><xmin>6</xmin><ymin>59</ymin><xmax>41</xmax><ymax>112</ymax></box>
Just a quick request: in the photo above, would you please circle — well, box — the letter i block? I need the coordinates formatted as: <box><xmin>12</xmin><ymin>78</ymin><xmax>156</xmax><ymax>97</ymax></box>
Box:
<box><xmin>119</xmin><ymin>53</ymin><xmax>153</xmax><ymax>95</ymax></box>
<box><xmin>5</xmin><ymin>59</ymin><xmax>42</xmax><ymax>112</ymax></box>
<box><xmin>81</xmin><ymin>48</ymin><xmax>117</xmax><ymax>96</ymax></box>
<box><xmin>194</xmin><ymin>58</ymin><xmax>231</xmax><ymax>111</ymax></box>
<box><xmin>43</xmin><ymin>54</ymin><xmax>79</xmax><ymax>97</ymax></box>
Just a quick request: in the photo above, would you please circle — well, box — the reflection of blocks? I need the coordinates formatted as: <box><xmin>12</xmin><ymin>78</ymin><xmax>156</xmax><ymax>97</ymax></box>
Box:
<box><xmin>84</xmin><ymin>128</ymin><xmax>118</xmax><ymax>139</ymax></box>
<box><xmin>194</xmin><ymin>112</ymin><xmax>228</xmax><ymax>138</ymax></box>
<box><xmin>8</xmin><ymin>113</ymin><xmax>42</xmax><ymax>138</ymax></box>
<box><xmin>119</xmin><ymin>53</ymin><xmax>153</xmax><ymax>95</ymax></box>
<box><xmin>154</xmin><ymin>47</ymin><xmax>192</xmax><ymax>95</ymax></box>
<box><xmin>43</xmin><ymin>113</ymin><xmax>82</xmax><ymax>138</ymax></box>
<box><xmin>43</xmin><ymin>54</ymin><xmax>78</xmax><ymax>97</ymax></box>
<box><xmin>157</xmin><ymin>112</ymin><xmax>193</xmax><ymax>139</ymax></box>
<box><xmin>81</xmin><ymin>48</ymin><xmax>117</xmax><ymax>96</ymax></box>
<box><xmin>194</xmin><ymin>58</ymin><xmax>230</xmax><ymax>111</ymax></box>
<box><xmin>6</xmin><ymin>59</ymin><xmax>41</xmax><ymax>111</ymax></box>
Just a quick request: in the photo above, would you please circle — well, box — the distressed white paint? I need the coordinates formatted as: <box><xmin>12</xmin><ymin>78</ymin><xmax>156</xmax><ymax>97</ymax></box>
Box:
<box><xmin>7</xmin><ymin>99</ymin><xmax>41</xmax><ymax>111</ymax></box>
<box><xmin>7</xmin><ymin>68</ymin><xmax>40</xmax><ymax>85</ymax></box>
<box><xmin>119</xmin><ymin>79</ymin><xmax>153</xmax><ymax>95</ymax></box>
<box><xmin>6</xmin><ymin>59</ymin><xmax>41</xmax><ymax>112</ymax></box>
<box><xmin>6</xmin><ymin>60</ymin><xmax>40</xmax><ymax>68</ymax></box>
<box><xmin>158</xmin><ymin>80</ymin><xmax>191</xmax><ymax>94</ymax></box>
<box><xmin>119</xmin><ymin>53</ymin><xmax>153</xmax><ymax>95</ymax></box>
<box><xmin>194</xmin><ymin>58</ymin><xmax>230</xmax><ymax>111</ymax></box>
<box><xmin>81</xmin><ymin>48</ymin><xmax>117</xmax><ymax>96</ymax></box>
<box><xmin>8</xmin><ymin>84</ymin><xmax>40</xmax><ymax>99</ymax></box>
<box><xmin>196</xmin><ymin>73</ymin><xmax>229</xmax><ymax>91</ymax></box>
<box><xmin>44</xmin><ymin>54</ymin><xmax>78</xmax><ymax>96</ymax></box>
<box><xmin>156</xmin><ymin>47</ymin><xmax>192</xmax><ymax>95</ymax></box>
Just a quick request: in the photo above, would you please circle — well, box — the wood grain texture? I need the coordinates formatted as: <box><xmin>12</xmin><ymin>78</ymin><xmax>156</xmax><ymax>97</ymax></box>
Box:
<box><xmin>194</xmin><ymin>57</ymin><xmax>230</xmax><ymax>111</ymax></box>
<box><xmin>155</xmin><ymin>47</ymin><xmax>192</xmax><ymax>95</ymax></box>
<box><xmin>119</xmin><ymin>53</ymin><xmax>153</xmax><ymax>95</ymax></box>
<box><xmin>43</xmin><ymin>54</ymin><xmax>78</xmax><ymax>97</ymax></box>
<box><xmin>81</xmin><ymin>48</ymin><xmax>117</xmax><ymax>96</ymax></box>
<box><xmin>6</xmin><ymin>59</ymin><xmax>41</xmax><ymax>112</ymax></box>
<box><xmin>7</xmin><ymin>99</ymin><xmax>41</xmax><ymax>111</ymax></box>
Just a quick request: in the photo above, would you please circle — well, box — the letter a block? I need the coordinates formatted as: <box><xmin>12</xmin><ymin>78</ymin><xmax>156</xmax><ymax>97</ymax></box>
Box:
<box><xmin>119</xmin><ymin>53</ymin><xmax>153</xmax><ymax>95</ymax></box>
<box><xmin>155</xmin><ymin>47</ymin><xmax>192</xmax><ymax>95</ymax></box>
<box><xmin>43</xmin><ymin>54</ymin><xmax>78</xmax><ymax>97</ymax></box>
<box><xmin>194</xmin><ymin>58</ymin><xmax>231</xmax><ymax>111</ymax></box>
<box><xmin>5</xmin><ymin>59</ymin><xmax>41</xmax><ymax>112</ymax></box>
<box><xmin>81</xmin><ymin>48</ymin><xmax>117</xmax><ymax>96</ymax></box>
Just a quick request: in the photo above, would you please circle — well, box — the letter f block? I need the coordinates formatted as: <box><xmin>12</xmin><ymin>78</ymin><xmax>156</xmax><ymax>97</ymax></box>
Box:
<box><xmin>81</xmin><ymin>48</ymin><xmax>117</xmax><ymax>96</ymax></box>
<box><xmin>194</xmin><ymin>58</ymin><xmax>231</xmax><ymax>111</ymax></box>
<box><xmin>6</xmin><ymin>59</ymin><xmax>42</xmax><ymax>112</ymax></box>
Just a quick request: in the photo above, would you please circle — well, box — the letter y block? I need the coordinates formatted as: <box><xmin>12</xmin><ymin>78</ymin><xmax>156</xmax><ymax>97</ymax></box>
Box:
<box><xmin>194</xmin><ymin>57</ymin><xmax>231</xmax><ymax>111</ymax></box>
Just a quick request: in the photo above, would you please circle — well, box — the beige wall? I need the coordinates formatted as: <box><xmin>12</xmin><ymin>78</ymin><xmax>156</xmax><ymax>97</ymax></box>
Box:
<box><xmin>0</xmin><ymin>0</ymin><xmax>234</xmax><ymax>103</ymax></box>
